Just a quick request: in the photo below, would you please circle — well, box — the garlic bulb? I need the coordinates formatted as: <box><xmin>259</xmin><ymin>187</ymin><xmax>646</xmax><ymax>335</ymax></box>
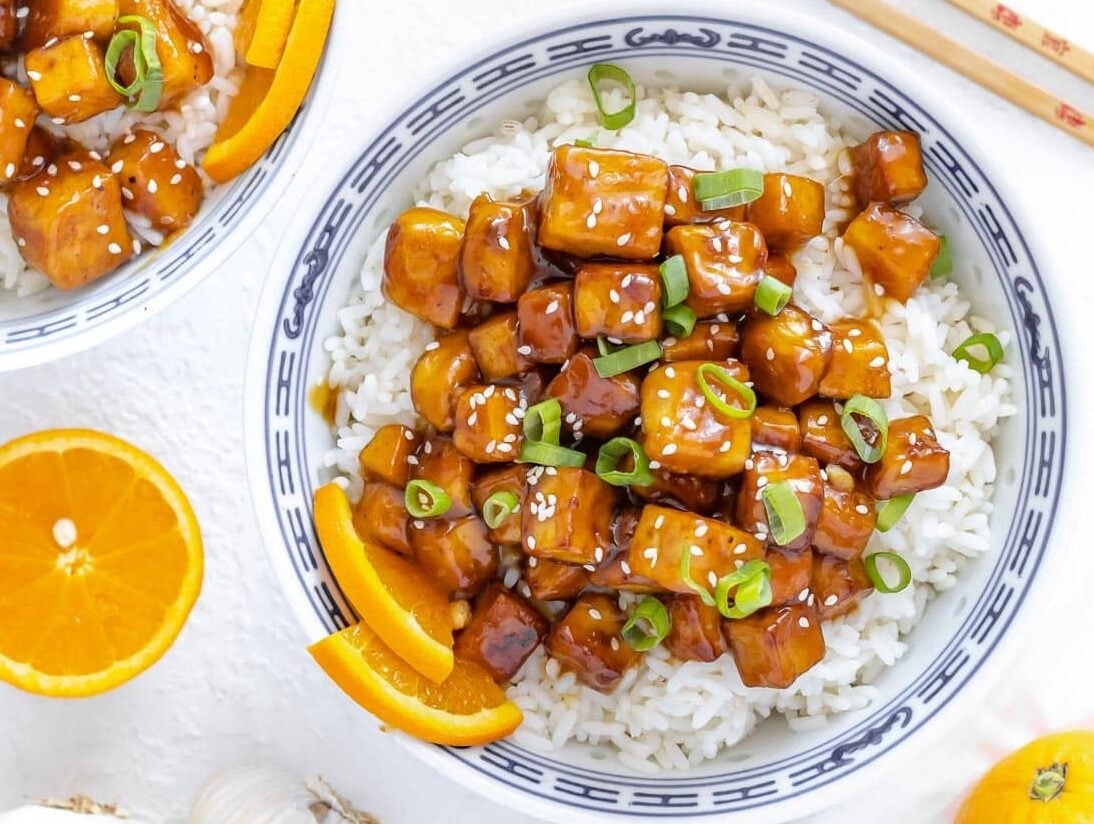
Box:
<box><xmin>0</xmin><ymin>801</ymin><xmax>140</xmax><ymax>823</ymax></box>
<box><xmin>190</xmin><ymin>764</ymin><xmax>376</xmax><ymax>824</ymax></box>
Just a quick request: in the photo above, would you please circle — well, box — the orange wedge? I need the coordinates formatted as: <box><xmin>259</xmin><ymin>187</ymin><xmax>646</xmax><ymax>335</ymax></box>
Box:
<box><xmin>0</xmin><ymin>429</ymin><xmax>203</xmax><ymax>697</ymax></box>
<box><xmin>235</xmin><ymin>0</ymin><xmax>296</xmax><ymax>68</ymax></box>
<box><xmin>310</xmin><ymin>621</ymin><xmax>523</xmax><ymax>746</ymax></box>
<box><xmin>202</xmin><ymin>0</ymin><xmax>334</xmax><ymax>183</ymax></box>
<box><xmin>313</xmin><ymin>482</ymin><xmax>454</xmax><ymax>683</ymax></box>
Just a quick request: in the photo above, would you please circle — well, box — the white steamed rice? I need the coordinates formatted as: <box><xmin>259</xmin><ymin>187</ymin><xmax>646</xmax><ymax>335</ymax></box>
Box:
<box><xmin>322</xmin><ymin>75</ymin><xmax>1016</xmax><ymax>771</ymax></box>
<box><xmin>0</xmin><ymin>0</ymin><xmax>245</xmax><ymax>297</ymax></box>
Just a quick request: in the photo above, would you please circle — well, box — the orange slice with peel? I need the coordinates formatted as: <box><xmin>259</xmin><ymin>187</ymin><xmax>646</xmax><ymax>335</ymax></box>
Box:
<box><xmin>0</xmin><ymin>429</ymin><xmax>203</xmax><ymax>697</ymax></box>
<box><xmin>309</xmin><ymin>621</ymin><xmax>523</xmax><ymax>746</ymax></box>
<box><xmin>235</xmin><ymin>0</ymin><xmax>296</xmax><ymax>68</ymax></box>
<box><xmin>314</xmin><ymin>482</ymin><xmax>454</xmax><ymax>683</ymax></box>
<box><xmin>202</xmin><ymin>0</ymin><xmax>334</xmax><ymax>183</ymax></box>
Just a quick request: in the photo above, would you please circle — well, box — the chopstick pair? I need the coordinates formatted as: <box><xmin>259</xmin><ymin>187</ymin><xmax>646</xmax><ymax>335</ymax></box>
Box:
<box><xmin>829</xmin><ymin>0</ymin><xmax>1094</xmax><ymax>147</ymax></box>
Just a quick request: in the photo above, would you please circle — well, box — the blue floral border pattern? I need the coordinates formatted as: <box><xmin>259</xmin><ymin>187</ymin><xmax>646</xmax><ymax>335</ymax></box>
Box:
<box><xmin>258</xmin><ymin>15</ymin><xmax>1065</xmax><ymax>818</ymax></box>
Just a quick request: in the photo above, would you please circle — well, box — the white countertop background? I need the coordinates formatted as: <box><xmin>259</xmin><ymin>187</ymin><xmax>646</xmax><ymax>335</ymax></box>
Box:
<box><xmin>1</xmin><ymin>1</ymin><xmax>1092</xmax><ymax>821</ymax></box>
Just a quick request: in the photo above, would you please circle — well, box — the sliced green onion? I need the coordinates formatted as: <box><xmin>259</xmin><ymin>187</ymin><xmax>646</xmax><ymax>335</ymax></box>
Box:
<box><xmin>574</xmin><ymin>130</ymin><xmax>599</xmax><ymax>148</ymax></box>
<box><xmin>105</xmin><ymin>30</ymin><xmax>143</xmax><ymax>97</ymax></box>
<box><xmin>876</xmin><ymin>494</ymin><xmax>914</xmax><ymax>532</ymax></box>
<box><xmin>587</xmin><ymin>63</ymin><xmax>636</xmax><ymax>130</ymax></box>
<box><xmin>595</xmin><ymin>437</ymin><xmax>655</xmax><ymax>487</ymax></box>
<box><xmin>754</xmin><ymin>275</ymin><xmax>792</xmax><ymax>316</ymax></box>
<box><xmin>679</xmin><ymin>549</ymin><xmax>716</xmax><ymax>607</ymax></box>
<box><xmin>692</xmin><ymin>168</ymin><xmax>764</xmax><ymax>210</ymax></box>
<box><xmin>762</xmin><ymin>481</ymin><xmax>806</xmax><ymax>546</ymax></box>
<box><xmin>404</xmin><ymin>480</ymin><xmax>451</xmax><ymax>519</ymax></box>
<box><xmin>593</xmin><ymin>340</ymin><xmax>661</xmax><ymax>378</ymax></box>
<box><xmin>111</xmin><ymin>15</ymin><xmax>164</xmax><ymax>113</ymax></box>
<box><xmin>523</xmin><ymin>398</ymin><xmax>563</xmax><ymax>445</ymax></box>
<box><xmin>864</xmin><ymin>551</ymin><xmax>912</xmax><ymax>594</ymax></box>
<box><xmin>931</xmin><ymin>234</ymin><xmax>952</xmax><ymax>279</ymax></box>
<box><xmin>953</xmin><ymin>332</ymin><xmax>1004</xmax><ymax>374</ymax></box>
<box><xmin>840</xmin><ymin>394</ymin><xmax>888</xmax><ymax>464</ymax></box>
<box><xmin>663</xmin><ymin>304</ymin><xmax>697</xmax><ymax>338</ymax></box>
<box><xmin>621</xmin><ymin>596</ymin><xmax>671</xmax><ymax>651</ymax></box>
<box><xmin>518</xmin><ymin>440</ymin><xmax>586</xmax><ymax>468</ymax></box>
<box><xmin>715</xmin><ymin>560</ymin><xmax>773</xmax><ymax>620</ymax></box>
<box><xmin>695</xmin><ymin>363</ymin><xmax>756</xmax><ymax>419</ymax></box>
<box><xmin>596</xmin><ymin>336</ymin><xmax>621</xmax><ymax>357</ymax></box>
<box><xmin>659</xmin><ymin>255</ymin><xmax>689</xmax><ymax>307</ymax></box>
<box><xmin>482</xmin><ymin>490</ymin><xmax>520</xmax><ymax>529</ymax></box>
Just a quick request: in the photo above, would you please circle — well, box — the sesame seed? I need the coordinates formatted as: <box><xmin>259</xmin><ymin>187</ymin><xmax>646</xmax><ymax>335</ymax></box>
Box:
<box><xmin>96</xmin><ymin>224</ymin><xmax>109</xmax><ymax>235</ymax></box>
<box><xmin>108</xmin><ymin>243</ymin><xmax>122</xmax><ymax>255</ymax></box>
<box><xmin>609</xmin><ymin>289</ymin><xmax>621</xmax><ymax>304</ymax></box>
<box><xmin>497</xmin><ymin>235</ymin><xmax>510</xmax><ymax>251</ymax></box>
<box><xmin>657</xmin><ymin>388</ymin><xmax>670</xmax><ymax>399</ymax></box>
<box><xmin>719</xmin><ymin>441</ymin><xmax>732</xmax><ymax>453</ymax></box>
<box><xmin>586</xmin><ymin>213</ymin><xmax>597</xmax><ymax>229</ymax></box>
<box><xmin>588</xmin><ymin>160</ymin><xmax>599</xmax><ymax>177</ymax></box>
<box><xmin>149</xmin><ymin>141</ymin><xmax>166</xmax><ymax>154</ymax></box>
<box><xmin>843</xmin><ymin>339</ymin><xmax>854</xmax><ymax>353</ymax></box>
<box><xmin>660</xmin><ymin>416</ymin><xmax>672</xmax><ymax>427</ymax></box>
<box><xmin>3</xmin><ymin>164</ymin><xmax>12</xmax><ymax>178</ymax></box>
<box><xmin>424</xmin><ymin>341</ymin><xmax>440</xmax><ymax>351</ymax></box>
<box><xmin>175</xmin><ymin>159</ymin><xmax>187</xmax><ymax>169</ymax></box>
<box><xmin>68</xmin><ymin>94</ymin><xmax>81</xmax><ymax>102</ymax></box>
<box><xmin>900</xmin><ymin>459</ymin><xmax>913</xmax><ymax>475</ymax></box>
<box><xmin>648</xmin><ymin>460</ymin><xmax>660</xmax><ymax>469</ymax></box>
<box><xmin>848</xmin><ymin>328</ymin><xmax>862</xmax><ymax>337</ymax></box>
<box><xmin>621</xmin><ymin>561</ymin><xmax>632</xmax><ymax>574</ymax></box>
<box><xmin>681</xmin><ymin>418</ymin><xmax>697</xmax><ymax>431</ymax></box>
<box><xmin>856</xmin><ymin>504</ymin><xmax>870</xmax><ymax>515</ymax></box>
<box><xmin>734</xmin><ymin>543</ymin><xmax>748</xmax><ymax>555</ymax></box>
<box><xmin>664</xmin><ymin>204</ymin><xmax>676</xmax><ymax>215</ymax></box>
<box><xmin>817</xmin><ymin>415</ymin><xmax>829</xmax><ymax>426</ymax></box>
<box><xmin>13</xmin><ymin>118</ymin><xmax>24</xmax><ymax>129</ymax></box>
<box><xmin>874</xmin><ymin>283</ymin><xmax>885</xmax><ymax>296</ymax></box>
<box><xmin>695</xmin><ymin>522</ymin><xmax>709</xmax><ymax>537</ymax></box>
<box><xmin>527</xmin><ymin>536</ymin><xmax>536</xmax><ymax>549</ymax></box>
<box><xmin>798</xmin><ymin>616</ymin><xmax>810</xmax><ymax>628</ymax></box>
<box><xmin>798</xmin><ymin>588</ymin><xmax>810</xmax><ymax>601</ymax></box>
<box><xmin>516</xmin><ymin>345</ymin><xmax>532</xmax><ymax>356</ymax></box>
<box><xmin>662</xmin><ymin>444</ymin><xmax>678</xmax><ymax>455</ymax></box>
<box><xmin>170</xmin><ymin>173</ymin><xmax>183</xmax><ymax>186</ymax></box>
<box><xmin>545</xmin><ymin>300</ymin><xmax>559</xmax><ymax>315</ymax></box>
<box><xmin>592</xmin><ymin>198</ymin><xmax>603</xmax><ymax>214</ymax></box>
<box><xmin>654</xmin><ymin>515</ymin><xmax>665</xmax><ymax>529</ymax></box>
<box><xmin>707</xmin><ymin>571</ymin><xmax>718</xmax><ymax>587</ymax></box>
<box><xmin>111</xmin><ymin>160</ymin><xmax>125</xmax><ymax>174</ymax></box>
<box><xmin>665</xmin><ymin>367</ymin><xmax>676</xmax><ymax>378</ymax></box>
<box><xmin>36</xmin><ymin>186</ymin><xmax>49</xmax><ymax>196</ymax></box>
<box><xmin>27</xmin><ymin>70</ymin><xmax>41</xmax><ymax>81</ymax></box>
<box><xmin>92</xmin><ymin>175</ymin><xmax>103</xmax><ymax>189</ymax></box>
<box><xmin>678</xmin><ymin>185</ymin><xmax>688</xmax><ymax>202</ymax></box>
<box><xmin>616</xmin><ymin>233</ymin><xmax>631</xmax><ymax>246</ymax></box>
<box><xmin>783</xmin><ymin>180</ymin><xmax>793</xmax><ymax>198</ymax></box>
<box><xmin>621</xmin><ymin>310</ymin><xmax>634</xmax><ymax>324</ymax></box>
<box><xmin>610</xmin><ymin>637</ymin><xmax>620</xmax><ymax>651</ymax></box>
<box><xmin>869</xmin><ymin>356</ymin><xmax>886</xmax><ymax>368</ymax></box>
<box><xmin>583</xmin><ymin>563</ymin><xmax>596</xmax><ymax>572</ymax></box>
<box><xmin>766</xmin><ymin>348</ymin><xmax>774</xmax><ymax>361</ymax></box>
<box><xmin>148</xmin><ymin>180</ymin><xmax>159</xmax><ymax>194</ymax></box>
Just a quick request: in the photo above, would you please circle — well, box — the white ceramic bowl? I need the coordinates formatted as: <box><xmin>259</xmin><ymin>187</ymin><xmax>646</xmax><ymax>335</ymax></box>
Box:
<box><xmin>245</xmin><ymin>5</ymin><xmax>1071</xmax><ymax>821</ymax></box>
<box><xmin>0</xmin><ymin>6</ymin><xmax>346</xmax><ymax>372</ymax></box>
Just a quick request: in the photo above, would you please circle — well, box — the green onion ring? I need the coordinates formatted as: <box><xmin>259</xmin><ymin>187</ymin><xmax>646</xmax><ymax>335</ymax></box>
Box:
<box><xmin>523</xmin><ymin>398</ymin><xmax>563</xmax><ymax>445</ymax></box>
<box><xmin>715</xmin><ymin>560</ymin><xmax>773</xmax><ymax>620</ymax></box>
<box><xmin>695</xmin><ymin>362</ymin><xmax>757</xmax><ymax>420</ymax></box>
<box><xmin>116</xmin><ymin>15</ymin><xmax>164</xmax><ymax>113</ymax></box>
<box><xmin>839</xmin><ymin>394</ymin><xmax>889</xmax><ymax>464</ymax></box>
<box><xmin>658</xmin><ymin>254</ymin><xmax>689</xmax><ymax>307</ymax></box>
<box><xmin>595</xmin><ymin>437</ymin><xmax>655</xmax><ymax>487</ymax></box>
<box><xmin>931</xmin><ymin>234</ymin><xmax>952</xmax><ymax>279</ymax></box>
<box><xmin>404</xmin><ymin>479</ymin><xmax>451</xmax><ymax>519</ymax></box>
<box><xmin>952</xmin><ymin>332</ymin><xmax>1004</xmax><ymax>374</ymax></box>
<box><xmin>105</xmin><ymin>29</ymin><xmax>143</xmax><ymax>97</ymax></box>
<box><xmin>621</xmin><ymin>596</ymin><xmax>671</xmax><ymax>651</ymax></box>
<box><xmin>692</xmin><ymin>168</ymin><xmax>764</xmax><ymax>210</ymax></box>
<box><xmin>518</xmin><ymin>440</ymin><xmax>587</xmax><ymax>468</ymax></box>
<box><xmin>587</xmin><ymin>63</ymin><xmax>637</xmax><ymax>130</ymax></box>
<box><xmin>864</xmin><ymin>551</ymin><xmax>912</xmax><ymax>593</ymax></box>
<box><xmin>678</xmin><ymin>549</ymin><xmax>716</xmax><ymax>607</ymax></box>
<box><xmin>761</xmin><ymin>481</ymin><xmax>807</xmax><ymax>546</ymax></box>
<box><xmin>482</xmin><ymin>490</ymin><xmax>520</xmax><ymax>529</ymax></box>
<box><xmin>876</xmin><ymin>494</ymin><xmax>914</xmax><ymax>532</ymax></box>
<box><xmin>663</xmin><ymin>304</ymin><xmax>697</xmax><ymax>339</ymax></box>
<box><xmin>592</xmin><ymin>340</ymin><xmax>662</xmax><ymax>378</ymax></box>
<box><xmin>754</xmin><ymin>275</ymin><xmax>793</xmax><ymax>316</ymax></box>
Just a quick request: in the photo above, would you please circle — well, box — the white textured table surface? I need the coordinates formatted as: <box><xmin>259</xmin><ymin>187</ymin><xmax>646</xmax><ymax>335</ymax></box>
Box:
<box><xmin>1</xmin><ymin>1</ymin><xmax>1092</xmax><ymax>822</ymax></box>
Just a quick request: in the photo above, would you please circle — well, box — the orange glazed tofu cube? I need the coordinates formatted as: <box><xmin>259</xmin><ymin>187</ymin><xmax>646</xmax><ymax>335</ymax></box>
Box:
<box><xmin>358</xmin><ymin>423</ymin><xmax>420</xmax><ymax>487</ymax></box>
<box><xmin>547</xmin><ymin>593</ymin><xmax>638</xmax><ymax>692</ymax></box>
<box><xmin>526</xmin><ymin>556</ymin><xmax>590</xmax><ymax>601</ymax></box>
<box><xmin>725</xmin><ymin>603</ymin><xmax>825</xmax><ymax>688</ymax></box>
<box><xmin>850</xmin><ymin>130</ymin><xmax>927</xmax><ymax>206</ymax></box>
<box><xmin>545</xmin><ymin>347</ymin><xmax>640</xmax><ymax>439</ymax></box>
<box><xmin>663</xmin><ymin>165</ymin><xmax>745</xmax><ymax>226</ymax></box>
<box><xmin>665</xmin><ymin>221</ymin><xmax>767</xmax><ymax>317</ymax></box>
<box><xmin>0</xmin><ymin>81</ymin><xmax>37</xmax><ymax>187</ymax></box>
<box><xmin>766</xmin><ymin>548</ymin><xmax>813</xmax><ymax>607</ymax></box>
<box><xmin>0</xmin><ymin>0</ymin><xmax>15</xmax><ymax>49</ymax></box>
<box><xmin>411</xmin><ymin>436</ymin><xmax>476</xmax><ymax>518</ymax></box>
<box><xmin>812</xmin><ymin>554</ymin><xmax>874</xmax><ymax>619</ymax></box>
<box><xmin>20</xmin><ymin>0</ymin><xmax>117</xmax><ymax>49</ymax></box>
<box><xmin>627</xmin><ymin>504</ymin><xmax>764</xmax><ymax>594</ymax></box>
<box><xmin>470</xmin><ymin>464</ymin><xmax>526</xmax><ymax>545</ymax></box>
<box><xmin>516</xmin><ymin>281</ymin><xmax>577</xmax><ymax>364</ymax></box>
<box><xmin>459</xmin><ymin>194</ymin><xmax>535</xmax><ymax>303</ymax></box>
<box><xmin>352</xmin><ymin>483</ymin><xmax>411</xmax><ymax>555</ymax></box>
<box><xmin>798</xmin><ymin>399</ymin><xmax>863</xmax><ymax>472</ymax></box>
<box><xmin>538</xmin><ymin>145</ymin><xmax>668</xmax><ymax>260</ymax></box>
<box><xmin>736</xmin><ymin>452</ymin><xmax>823</xmax><ymax>551</ymax></box>
<box><xmin>747</xmin><ymin>173</ymin><xmax>825</xmax><ymax>250</ymax></box>
<box><xmin>109</xmin><ymin>130</ymin><xmax>204</xmax><ymax>230</ymax></box>
<box><xmin>9</xmin><ymin>152</ymin><xmax>133</xmax><ymax>289</ymax></box>
<box><xmin>764</xmin><ymin>254</ymin><xmax>797</xmax><ymax>288</ymax></box>
<box><xmin>866</xmin><ymin>415</ymin><xmax>950</xmax><ymax>499</ymax></box>
<box><xmin>410</xmin><ymin>331</ymin><xmax>480</xmax><ymax>431</ymax></box>
<box><xmin>10</xmin><ymin>127</ymin><xmax>61</xmax><ymax>187</ymax></box>
<box><xmin>573</xmin><ymin>262</ymin><xmax>662</xmax><ymax>343</ymax></box>
<box><xmin>740</xmin><ymin>305</ymin><xmax>832</xmax><ymax>407</ymax></box>
<box><xmin>117</xmin><ymin>0</ymin><xmax>213</xmax><ymax>104</ymax></box>
<box><xmin>750</xmin><ymin>406</ymin><xmax>801</xmax><ymax>453</ymax></box>
<box><xmin>820</xmin><ymin>318</ymin><xmax>891</xmax><ymax>399</ymax></box>
<box><xmin>383</xmin><ymin>207</ymin><xmax>466</xmax><ymax>329</ymax></box>
<box><xmin>410</xmin><ymin>515</ymin><xmax>497</xmax><ymax>599</ymax></box>
<box><xmin>467</xmin><ymin>311</ymin><xmax>533</xmax><ymax>381</ymax></box>
<box><xmin>814</xmin><ymin>482</ymin><xmax>876</xmax><ymax>561</ymax></box>
<box><xmin>452</xmin><ymin>383</ymin><xmax>525</xmax><ymax>463</ymax></box>
<box><xmin>663</xmin><ymin>594</ymin><xmax>728</xmax><ymax>663</ymax></box>
<box><xmin>842</xmin><ymin>202</ymin><xmax>940</xmax><ymax>303</ymax></box>
<box><xmin>521</xmin><ymin>467</ymin><xmax>615</xmax><ymax>566</ymax></box>
<box><xmin>662</xmin><ymin>319</ymin><xmax>739</xmax><ymax>362</ymax></box>
<box><xmin>632</xmin><ymin>468</ymin><xmax>719</xmax><ymax>515</ymax></box>
<box><xmin>639</xmin><ymin>360</ymin><xmax>752</xmax><ymax>479</ymax></box>
<box><xmin>25</xmin><ymin>36</ymin><xmax>123</xmax><ymax>124</ymax></box>
<box><xmin>454</xmin><ymin>584</ymin><xmax>548</xmax><ymax>682</ymax></box>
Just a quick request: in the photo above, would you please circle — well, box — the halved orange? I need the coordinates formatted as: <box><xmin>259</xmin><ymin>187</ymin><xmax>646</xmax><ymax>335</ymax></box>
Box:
<box><xmin>235</xmin><ymin>0</ymin><xmax>296</xmax><ymax>69</ymax></box>
<box><xmin>313</xmin><ymin>482</ymin><xmax>453</xmax><ymax>683</ymax></box>
<box><xmin>202</xmin><ymin>0</ymin><xmax>334</xmax><ymax>183</ymax></box>
<box><xmin>310</xmin><ymin>621</ymin><xmax>523</xmax><ymax>746</ymax></box>
<box><xmin>0</xmin><ymin>429</ymin><xmax>203</xmax><ymax>697</ymax></box>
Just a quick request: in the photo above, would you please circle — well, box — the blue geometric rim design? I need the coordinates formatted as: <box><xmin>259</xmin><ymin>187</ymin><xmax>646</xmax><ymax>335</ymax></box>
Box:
<box><xmin>258</xmin><ymin>14</ymin><xmax>1066</xmax><ymax>817</ymax></box>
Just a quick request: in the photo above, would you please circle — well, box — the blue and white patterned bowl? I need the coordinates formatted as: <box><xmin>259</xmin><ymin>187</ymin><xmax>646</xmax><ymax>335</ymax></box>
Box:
<box><xmin>245</xmin><ymin>7</ymin><xmax>1070</xmax><ymax>821</ymax></box>
<box><xmin>0</xmin><ymin>9</ymin><xmax>344</xmax><ymax>373</ymax></box>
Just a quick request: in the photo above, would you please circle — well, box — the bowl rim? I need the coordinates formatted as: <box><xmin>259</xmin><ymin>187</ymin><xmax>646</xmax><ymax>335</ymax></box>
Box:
<box><xmin>244</xmin><ymin>3</ymin><xmax>1074</xmax><ymax>821</ymax></box>
<box><xmin>0</xmin><ymin>3</ymin><xmax>347</xmax><ymax>374</ymax></box>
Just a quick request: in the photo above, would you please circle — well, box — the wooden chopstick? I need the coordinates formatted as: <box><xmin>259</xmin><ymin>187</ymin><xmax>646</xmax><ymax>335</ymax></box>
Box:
<box><xmin>940</xmin><ymin>0</ymin><xmax>1094</xmax><ymax>85</ymax></box>
<box><xmin>829</xmin><ymin>0</ymin><xmax>1094</xmax><ymax>148</ymax></box>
